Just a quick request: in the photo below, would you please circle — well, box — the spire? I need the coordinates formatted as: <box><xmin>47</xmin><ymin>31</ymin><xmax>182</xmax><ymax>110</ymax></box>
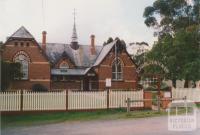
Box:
<box><xmin>70</xmin><ymin>8</ymin><xmax>79</xmax><ymax>50</ymax></box>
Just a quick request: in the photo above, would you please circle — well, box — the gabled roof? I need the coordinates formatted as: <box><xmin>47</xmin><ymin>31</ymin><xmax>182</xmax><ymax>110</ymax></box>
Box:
<box><xmin>93</xmin><ymin>41</ymin><xmax>117</xmax><ymax>66</ymax></box>
<box><xmin>10</xmin><ymin>26</ymin><xmax>34</xmax><ymax>39</ymax></box>
<box><xmin>41</xmin><ymin>43</ymin><xmax>103</xmax><ymax>67</ymax></box>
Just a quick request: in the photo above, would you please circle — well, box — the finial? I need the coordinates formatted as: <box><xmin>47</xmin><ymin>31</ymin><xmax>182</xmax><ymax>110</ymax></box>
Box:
<box><xmin>71</xmin><ymin>8</ymin><xmax>79</xmax><ymax>50</ymax></box>
<box><xmin>73</xmin><ymin>8</ymin><xmax>76</xmax><ymax>25</ymax></box>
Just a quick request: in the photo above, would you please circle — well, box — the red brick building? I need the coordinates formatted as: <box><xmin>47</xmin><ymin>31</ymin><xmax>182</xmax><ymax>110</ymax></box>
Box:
<box><xmin>2</xmin><ymin>23</ymin><xmax>138</xmax><ymax>90</ymax></box>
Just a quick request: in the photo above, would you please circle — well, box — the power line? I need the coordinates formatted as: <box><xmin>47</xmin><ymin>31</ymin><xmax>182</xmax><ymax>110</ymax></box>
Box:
<box><xmin>42</xmin><ymin>0</ymin><xmax>46</xmax><ymax>29</ymax></box>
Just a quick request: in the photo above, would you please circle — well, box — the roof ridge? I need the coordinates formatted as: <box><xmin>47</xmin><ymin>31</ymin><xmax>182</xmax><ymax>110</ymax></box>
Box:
<box><xmin>41</xmin><ymin>42</ymin><xmax>102</xmax><ymax>47</ymax></box>
<box><xmin>93</xmin><ymin>40</ymin><xmax>117</xmax><ymax>67</ymax></box>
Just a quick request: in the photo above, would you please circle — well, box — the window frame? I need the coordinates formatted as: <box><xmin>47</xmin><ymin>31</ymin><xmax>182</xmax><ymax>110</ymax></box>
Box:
<box><xmin>59</xmin><ymin>61</ymin><xmax>69</xmax><ymax>69</ymax></box>
<box><xmin>112</xmin><ymin>58</ymin><xmax>123</xmax><ymax>81</ymax></box>
<box><xmin>13</xmin><ymin>51</ymin><xmax>30</xmax><ymax>80</ymax></box>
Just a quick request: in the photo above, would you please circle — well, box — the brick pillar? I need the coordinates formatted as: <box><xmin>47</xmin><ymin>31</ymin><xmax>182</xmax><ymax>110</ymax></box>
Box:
<box><xmin>144</xmin><ymin>91</ymin><xmax>152</xmax><ymax>109</ymax></box>
<box><xmin>42</xmin><ymin>31</ymin><xmax>47</xmax><ymax>51</ymax></box>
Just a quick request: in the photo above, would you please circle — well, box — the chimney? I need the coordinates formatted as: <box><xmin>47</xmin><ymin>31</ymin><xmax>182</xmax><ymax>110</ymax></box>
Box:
<box><xmin>42</xmin><ymin>31</ymin><xmax>47</xmax><ymax>51</ymax></box>
<box><xmin>90</xmin><ymin>34</ymin><xmax>96</xmax><ymax>55</ymax></box>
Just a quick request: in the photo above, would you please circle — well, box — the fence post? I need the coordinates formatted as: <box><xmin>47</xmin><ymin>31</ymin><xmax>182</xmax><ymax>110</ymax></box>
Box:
<box><xmin>107</xmin><ymin>89</ymin><xmax>110</xmax><ymax>110</ymax></box>
<box><xmin>127</xmin><ymin>98</ymin><xmax>130</xmax><ymax>113</ymax></box>
<box><xmin>20</xmin><ymin>90</ymin><xmax>23</xmax><ymax>111</ymax></box>
<box><xmin>66</xmin><ymin>89</ymin><xmax>68</xmax><ymax>111</ymax></box>
<box><xmin>157</xmin><ymin>96</ymin><xmax>160</xmax><ymax>112</ymax></box>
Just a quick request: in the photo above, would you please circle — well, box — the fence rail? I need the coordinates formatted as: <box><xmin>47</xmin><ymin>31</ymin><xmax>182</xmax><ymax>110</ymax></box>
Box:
<box><xmin>0</xmin><ymin>90</ymin><xmax>144</xmax><ymax>112</ymax></box>
<box><xmin>172</xmin><ymin>88</ymin><xmax>200</xmax><ymax>102</ymax></box>
<box><xmin>109</xmin><ymin>90</ymin><xmax>143</xmax><ymax>108</ymax></box>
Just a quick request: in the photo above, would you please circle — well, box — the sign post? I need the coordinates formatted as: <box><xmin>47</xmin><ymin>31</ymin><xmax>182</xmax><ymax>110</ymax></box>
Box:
<box><xmin>106</xmin><ymin>78</ymin><xmax>111</xmax><ymax>110</ymax></box>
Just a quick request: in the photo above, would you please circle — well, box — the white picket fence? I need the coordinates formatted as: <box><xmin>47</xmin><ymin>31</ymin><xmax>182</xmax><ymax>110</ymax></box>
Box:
<box><xmin>23</xmin><ymin>91</ymin><xmax>66</xmax><ymax>111</ymax></box>
<box><xmin>0</xmin><ymin>91</ymin><xmax>21</xmax><ymax>111</ymax></box>
<box><xmin>0</xmin><ymin>90</ymin><xmax>144</xmax><ymax>112</ymax></box>
<box><xmin>68</xmin><ymin>91</ymin><xmax>107</xmax><ymax>110</ymax></box>
<box><xmin>109</xmin><ymin>90</ymin><xmax>144</xmax><ymax>108</ymax></box>
<box><xmin>172</xmin><ymin>88</ymin><xmax>200</xmax><ymax>102</ymax></box>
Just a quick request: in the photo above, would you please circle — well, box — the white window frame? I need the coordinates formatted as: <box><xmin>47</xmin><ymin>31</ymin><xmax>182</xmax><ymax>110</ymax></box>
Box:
<box><xmin>112</xmin><ymin>58</ymin><xmax>123</xmax><ymax>81</ymax></box>
<box><xmin>13</xmin><ymin>51</ymin><xmax>30</xmax><ymax>80</ymax></box>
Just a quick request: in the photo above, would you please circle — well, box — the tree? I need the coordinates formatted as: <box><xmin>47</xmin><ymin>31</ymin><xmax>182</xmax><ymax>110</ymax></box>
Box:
<box><xmin>143</xmin><ymin>0</ymin><xmax>200</xmax><ymax>87</ymax></box>
<box><xmin>145</xmin><ymin>27</ymin><xmax>200</xmax><ymax>87</ymax></box>
<box><xmin>1</xmin><ymin>61</ymin><xmax>22</xmax><ymax>91</ymax></box>
<box><xmin>106</xmin><ymin>37</ymin><xmax>114</xmax><ymax>44</ymax></box>
<box><xmin>0</xmin><ymin>43</ymin><xmax>22</xmax><ymax>91</ymax></box>
<box><xmin>143</xmin><ymin>0</ymin><xmax>200</xmax><ymax>38</ymax></box>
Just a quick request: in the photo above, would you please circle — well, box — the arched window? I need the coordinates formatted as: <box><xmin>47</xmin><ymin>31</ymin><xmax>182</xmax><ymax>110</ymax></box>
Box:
<box><xmin>112</xmin><ymin>58</ymin><xmax>123</xmax><ymax>80</ymax></box>
<box><xmin>13</xmin><ymin>51</ymin><xmax>30</xmax><ymax>80</ymax></box>
<box><xmin>59</xmin><ymin>61</ymin><xmax>69</xmax><ymax>69</ymax></box>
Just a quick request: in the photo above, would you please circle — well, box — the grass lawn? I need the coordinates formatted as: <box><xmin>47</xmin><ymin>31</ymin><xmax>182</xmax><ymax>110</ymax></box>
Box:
<box><xmin>1</xmin><ymin>109</ymin><xmax>167</xmax><ymax>128</ymax></box>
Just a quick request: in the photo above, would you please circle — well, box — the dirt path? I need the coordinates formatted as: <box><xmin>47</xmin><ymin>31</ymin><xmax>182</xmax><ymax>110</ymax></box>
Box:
<box><xmin>2</xmin><ymin>115</ymin><xmax>200</xmax><ymax>135</ymax></box>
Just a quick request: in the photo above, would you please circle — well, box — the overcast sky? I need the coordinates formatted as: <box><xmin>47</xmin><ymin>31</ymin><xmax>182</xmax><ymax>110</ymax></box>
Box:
<box><xmin>0</xmin><ymin>0</ymin><xmax>156</xmax><ymax>46</ymax></box>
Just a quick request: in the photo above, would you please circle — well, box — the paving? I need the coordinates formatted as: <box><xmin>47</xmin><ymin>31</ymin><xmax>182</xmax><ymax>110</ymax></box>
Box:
<box><xmin>2</xmin><ymin>114</ymin><xmax>200</xmax><ymax>135</ymax></box>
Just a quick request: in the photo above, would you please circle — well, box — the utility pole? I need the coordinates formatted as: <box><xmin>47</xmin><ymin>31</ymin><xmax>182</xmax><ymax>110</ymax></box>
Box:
<box><xmin>157</xmin><ymin>74</ymin><xmax>161</xmax><ymax>112</ymax></box>
<box><xmin>0</xmin><ymin>42</ymin><xmax>2</xmax><ymax>91</ymax></box>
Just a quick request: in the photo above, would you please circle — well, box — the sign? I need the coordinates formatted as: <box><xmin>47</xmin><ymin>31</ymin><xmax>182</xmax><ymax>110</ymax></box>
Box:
<box><xmin>168</xmin><ymin>101</ymin><xmax>197</xmax><ymax>131</ymax></box>
<box><xmin>106</xmin><ymin>78</ymin><xmax>111</xmax><ymax>87</ymax></box>
<box><xmin>136</xmin><ymin>60</ymin><xmax>169</xmax><ymax>73</ymax></box>
<box><xmin>164</xmin><ymin>92</ymin><xmax>171</xmax><ymax>98</ymax></box>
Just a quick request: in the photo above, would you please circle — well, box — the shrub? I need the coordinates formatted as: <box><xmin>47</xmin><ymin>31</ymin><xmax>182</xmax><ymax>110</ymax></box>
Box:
<box><xmin>32</xmin><ymin>84</ymin><xmax>48</xmax><ymax>92</ymax></box>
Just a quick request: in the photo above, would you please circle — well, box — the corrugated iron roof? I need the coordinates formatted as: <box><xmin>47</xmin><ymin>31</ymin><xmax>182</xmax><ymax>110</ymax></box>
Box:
<box><xmin>41</xmin><ymin>43</ymin><xmax>103</xmax><ymax>67</ymax></box>
<box><xmin>10</xmin><ymin>26</ymin><xmax>34</xmax><ymax>39</ymax></box>
<box><xmin>93</xmin><ymin>41</ymin><xmax>116</xmax><ymax>66</ymax></box>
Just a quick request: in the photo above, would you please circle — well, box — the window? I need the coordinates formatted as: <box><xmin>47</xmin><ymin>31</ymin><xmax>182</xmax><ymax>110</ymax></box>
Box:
<box><xmin>13</xmin><ymin>51</ymin><xmax>30</xmax><ymax>80</ymax></box>
<box><xmin>112</xmin><ymin>58</ymin><xmax>123</xmax><ymax>81</ymax></box>
<box><xmin>20</xmin><ymin>42</ymin><xmax>24</xmax><ymax>46</ymax></box>
<box><xmin>26</xmin><ymin>42</ymin><xmax>30</xmax><ymax>47</ymax></box>
<box><xmin>59</xmin><ymin>61</ymin><xmax>69</xmax><ymax>69</ymax></box>
<box><xmin>14</xmin><ymin>42</ymin><xmax>18</xmax><ymax>46</ymax></box>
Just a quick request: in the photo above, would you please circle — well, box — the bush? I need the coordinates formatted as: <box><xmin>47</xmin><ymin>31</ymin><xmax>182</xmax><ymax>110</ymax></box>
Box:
<box><xmin>32</xmin><ymin>84</ymin><xmax>48</xmax><ymax>92</ymax></box>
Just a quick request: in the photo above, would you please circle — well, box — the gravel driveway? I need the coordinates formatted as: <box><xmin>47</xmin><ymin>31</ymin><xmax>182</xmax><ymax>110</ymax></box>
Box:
<box><xmin>2</xmin><ymin>115</ymin><xmax>200</xmax><ymax>135</ymax></box>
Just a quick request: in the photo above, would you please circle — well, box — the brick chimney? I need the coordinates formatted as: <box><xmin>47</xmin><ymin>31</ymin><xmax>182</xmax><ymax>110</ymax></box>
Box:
<box><xmin>42</xmin><ymin>31</ymin><xmax>47</xmax><ymax>51</ymax></box>
<box><xmin>90</xmin><ymin>34</ymin><xmax>96</xmax><ymax>55</ymax></box>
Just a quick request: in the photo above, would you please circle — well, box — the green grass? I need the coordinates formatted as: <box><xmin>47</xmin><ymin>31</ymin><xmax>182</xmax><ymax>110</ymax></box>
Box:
<box><xmin>1</xmin><ymin>109</ymin><xmax>167</xmax><ymax>128</ymax></box>
<box><xmin>196</xmin><ymin>103</ymin><xmax>200</xmax><ymax>108</ymax></box>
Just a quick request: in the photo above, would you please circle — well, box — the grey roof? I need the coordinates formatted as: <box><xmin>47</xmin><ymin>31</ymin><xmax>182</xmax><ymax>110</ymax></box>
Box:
<box><xmin>41</xmin><ymin>43</ymin><xmax>103</xmax><ymax>67</ymax></box>
<box><xmin>10</xmin><ymin>26</ymin><xmax>34</xmax><ymax>39</ymax></box>
<box><xmin>51</xmin><ymin>68</ymin><xmax>90</xmax><ymax>75</ymax></box>
<box><xmin>93</xmin><ymin>41</ymin><xmax>116</xmax><ymax>66</ymax></box>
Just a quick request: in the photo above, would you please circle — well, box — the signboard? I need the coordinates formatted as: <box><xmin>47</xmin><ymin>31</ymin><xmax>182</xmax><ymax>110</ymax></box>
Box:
<box><xmin>106</xmin><ymin>78</ymin><xmax>111</xmax><ymax>87</ymax></box>
<box><xmin>164</xmin><ymin>92</ymin><xmax>171</xmax><ymax>98</ymax></box>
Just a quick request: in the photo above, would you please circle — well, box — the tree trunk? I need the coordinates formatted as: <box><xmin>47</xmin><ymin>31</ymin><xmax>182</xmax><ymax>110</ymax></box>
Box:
<box><xmin>172</xmin><ymin>79</ymin><xmax>176</xmax><ymax>88</ymax></box>
<box><xmin>184</xmin><ymin>79</ymin><xmax>189</xmax><ymax>88</ymax></box>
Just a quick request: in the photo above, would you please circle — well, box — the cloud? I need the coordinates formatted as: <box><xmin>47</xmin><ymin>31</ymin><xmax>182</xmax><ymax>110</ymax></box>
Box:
<box><xmin>0</xmin><ymin>0</ymin><xmax>155</xmax><ymax>46</ymax></box>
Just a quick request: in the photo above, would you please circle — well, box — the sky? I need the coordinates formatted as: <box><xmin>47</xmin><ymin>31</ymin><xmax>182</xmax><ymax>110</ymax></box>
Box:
<box><xmin>0</xmin><ymin>0</ymin><xmax>157</xmax><ymax>47</ymax></box>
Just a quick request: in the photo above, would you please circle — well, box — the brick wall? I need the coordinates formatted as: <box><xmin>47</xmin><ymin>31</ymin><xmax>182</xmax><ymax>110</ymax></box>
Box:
<box><xmin>2</xmin><ymin>39</ymin><xmax>51</xmax><ymax>90</ymax></box>
<box><xmin>95</xmin><ymin>51</ymin><xmax>138</xmax><ymax>90</ymax></box>
<box><xmin>51</xmin><ymin>81</ymin><xmax>81</xmax><ymax>89</ymax></box>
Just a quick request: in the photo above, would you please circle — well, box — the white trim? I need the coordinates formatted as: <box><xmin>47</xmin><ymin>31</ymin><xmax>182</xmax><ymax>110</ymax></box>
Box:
<box><xmin>30</xmin><ymin>79</ymin><xmax>50</xmax><ymax>82</ymax></box>
<box><xmin>31</xmin><ymin>62</ymin><xmax>49</xmax><ymax>64</ymax></box>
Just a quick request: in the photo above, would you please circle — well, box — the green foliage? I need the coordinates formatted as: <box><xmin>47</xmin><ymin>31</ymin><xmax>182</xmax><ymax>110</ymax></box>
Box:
<box><xmin>106</xmin><ymin>37</ymin><xmax>114</xmax><ymax>44</ymax></box>
<box><xmin>146</xmin><ymin>27</ymin><xmax>200</xmax><ymax>87</ymax></box>
<box><xmin>143</xmin><ymin>0</ymin><xmax>200</xmax><ymax>37</ymax></box>
<box><xmin>1</xmin><ymin>61</ymin><xmax>22</xmax><ymax>91</ymax></box>
<box><xmin>143</xmin><ymin>0</ymin><xmax>200</xmax><ymax>87</ymax></box>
